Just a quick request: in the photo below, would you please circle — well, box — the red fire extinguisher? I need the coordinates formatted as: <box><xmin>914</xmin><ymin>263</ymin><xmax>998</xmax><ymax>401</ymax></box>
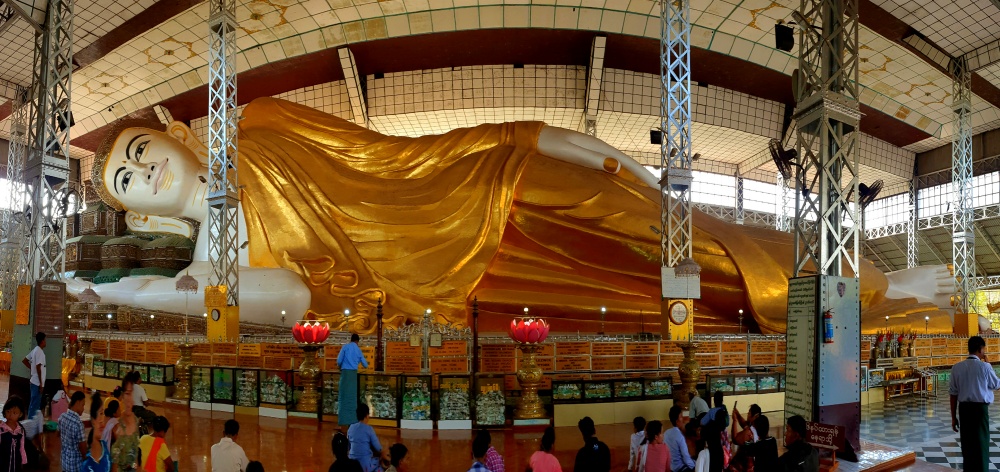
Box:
<box><xmin>823</xmin><ymin>309</ymin><xmax>834</xmax><ymax>344</ymax></box>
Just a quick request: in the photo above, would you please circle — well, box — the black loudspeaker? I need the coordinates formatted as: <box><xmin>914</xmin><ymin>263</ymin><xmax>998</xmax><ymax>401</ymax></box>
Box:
<box><xmin>650</xmin><ymin>129</ymin><xmax>662</xmax><ymax>145</ymax></box>
<box><xmin>775</xmin><ymin>23</ymin><xmax>794</xmax><ymax>52</ymax></box>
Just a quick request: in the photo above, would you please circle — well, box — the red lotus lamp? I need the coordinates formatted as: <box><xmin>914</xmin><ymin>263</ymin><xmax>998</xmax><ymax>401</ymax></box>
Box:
<box><xmin>508</xmin><ymin>311</ymin><xmax>549</xmax><ymax>420</ymax></box>
<box><xmin>292</xmin><ymin>320</ymin><xmax>331</xmax><ymax>345</ymax></box>
<box><xmin>508</xmin><ymin>318</ymin><xmax>550</xmax><ymax>344</ymax></box>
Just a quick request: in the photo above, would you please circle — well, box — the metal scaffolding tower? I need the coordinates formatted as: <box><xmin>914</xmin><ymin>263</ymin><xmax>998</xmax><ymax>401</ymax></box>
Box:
<box><xmin>735</xmin><ymin>173</ymin><xmax>745</xmax><ymax>225</ymax></box>
<box><xmin>777</xmin><ymin>172</ymin><xmax>791</xmax><ymax>232</ymax></box>
<box><xmin>25</xmin><ymin>0</ymin><xmax>73</xmax><ymax>283</ymax></box>
<box><xmin>951</xmin><ymin>55</ymin><xmax>975</xmax><ymax>316</ymax></box>
<box><xmin>907</xmin><ymin>177</ymin><xmax>918</xmax><ymax>268</ymax></box>
<box><xmin>659</xmin><ymin>0</ymin><xmax>694</xmax><ymax>268</ymax></box>
<box><xmin>785</xmin><ymin>0</ymin><xmax>862</xmax><ymax>453</ymax></box>
<box><xmin>0</xmin><ymin>87</ymin><xmax>30</xmax><ymax>311</ymax></box>
<box><xmin>659</xmin><ymin>0</ymin><xmax>700</xmax><ymax>341</ymax></box>
<box><xmin>206</xmin><ymin>0</ymin><xmax>240</xmax><ymax>315</ymax></box>
<box><xmin>791</xmin><ymin>0</ymin><xmax>861</xmax><ymax>278</ymax></box>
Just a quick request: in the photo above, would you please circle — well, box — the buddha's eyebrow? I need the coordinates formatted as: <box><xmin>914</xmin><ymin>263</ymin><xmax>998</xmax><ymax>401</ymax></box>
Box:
<box><xmin>125</xmin><ymin>133</ymin><xmax>148</xmax><ymax>160</ymax></box>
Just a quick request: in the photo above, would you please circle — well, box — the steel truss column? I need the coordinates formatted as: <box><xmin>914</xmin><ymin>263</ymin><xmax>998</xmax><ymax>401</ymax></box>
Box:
<box><xmin>659</xmin><ymin>0</ymin><xmax>700</xmax><ymax>341</ymax></box>
<box><xmin>735</xmin><ymin>173</ymin><xmax>744</xmax><ymax>224</ymax></box>
<box><xmin>951</xmin><ymin>55</ymin><xmax>975</xmax><ymax>316</ymax></box>
<box><xmin>206</xmin><ymin>0</ymin><xmax>239</xmax><ymax>309</ymax></box>
<box><xmin>777</xmin><ymin>172</ymin><xmax>791</xmax><ymax>231</ymax></box>
<box><xmin>907</xmin><ymin>177</ymin><xmax>918</xmax><ymax>268</ymax></box>
<box><xmin>583</xmin><ymin>36</ymin><xmax>606</xmax><ymax>137</ymax></box>
<box><xmin>1</xmin><ymin>86</ymin><xmax>30</xmax><ymax>310</ymax></box>
<box><xmin>791</xmin><ymin>0</ymin><xmax>861</xmax><ymax>277</ymax></box>
<box><xmin>785</xmin><ymin>0</ymin><xmax>862</xmax><ymax>453</ymax></box>
<box><xmin>25</xmin><ymin>0</ymin><xmax>73</xmax><ymax>283</ymax></box>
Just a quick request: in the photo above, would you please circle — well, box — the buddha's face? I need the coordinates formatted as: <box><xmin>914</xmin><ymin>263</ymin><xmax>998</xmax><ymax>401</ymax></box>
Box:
<box><xmin>103</xmin><ymin>127</ymin><xmax>204</xmax><ymax>216</ymax></box>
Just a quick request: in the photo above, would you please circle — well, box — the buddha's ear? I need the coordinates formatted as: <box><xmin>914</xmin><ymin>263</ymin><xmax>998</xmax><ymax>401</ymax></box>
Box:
<box><xmin>165</xmin><ymin>121</ymin><xmax>210</xmax><ymax>166</ymax></box>
<box><xmin>125</xmin><ymin>211</ymin><xmax>193</xmax><ymax>239</ymax></box>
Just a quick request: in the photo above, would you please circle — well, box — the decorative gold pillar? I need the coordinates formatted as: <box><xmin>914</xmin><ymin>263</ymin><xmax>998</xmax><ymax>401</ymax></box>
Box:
<box><xmin>173</xmin><ymin>343</ymin><xmax>195</xmax><ymax>400</ymax></box>
<box><xmin>514</xmin><ymin>344</ymin><xmax>546</xmax><ymax>419</ymax></box>
<box><xmin>674</xmin><ymin>342</ymin><xmax>701</xmax><ymax>410</ymax></box>
<box><xmin>296</xmin><ymin>345</ymin><xmax>322</xmax><ymax>412</ymax></box>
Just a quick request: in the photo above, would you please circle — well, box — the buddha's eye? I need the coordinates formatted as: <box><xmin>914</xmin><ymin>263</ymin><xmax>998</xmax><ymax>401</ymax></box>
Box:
<box><xmin>135</xmin><ymin>140</ymin><xmax>150</xmax><ymax>161</ymax></box>
<box><xmin>122</xmin><ymin>171</ymin><xmax>134</xmax><ymax>193</ymax></box>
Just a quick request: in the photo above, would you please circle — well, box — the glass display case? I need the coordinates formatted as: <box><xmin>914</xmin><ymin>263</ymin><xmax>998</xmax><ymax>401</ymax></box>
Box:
<box><xmin>552</xmin><ymin>381</ymin><xmax>583</xmax><ymax>403</ymax></box>
<box><xmin>614</xmin><ymin>379</ymin><xmax>643</xmax><ymax>399</ymax></box>
<box><xmin>401</xmin><ymin>375</ymin><xmax>432</xmax><ymax>421</ymax></box>
<box><xmin>212</xmin><ymin>368</ymin><xmax>235</xmax><ymax>403</ymax></box>
<box><xmin>474</xmin><ymin>376</ymin><xmax>506</xmax><ymax>427</ymax></box>
<box><xmin>708</xmin><ymin>375</ymin><xmax>734</xmax><ymax>395</ymax></box>
<box><xmin>120</xmin><ymin>364</ymin><xmax>133</xmax><ymax>379</ymax></box>
<box><xmin>236</xmin><ymin>369</ymin><xmax>259</xmax><ymax>407</ymax></box>
<box><xmin>136</xmin><ymin>365</ymin><xmax>149</xmax><ymax>383</ymax></box>
<box><xmin>149</xmin><ymin>366</ymin><xmax>165</xmax><ymax>385</ymax></box>
<box><xmin>105</xmin><ymin>361</ymin><xmax>119</xmax><ymax>379</ymax></box>
<box><xmin>780</xmin><ymin>374</ymin><xmax>786</xmax><ymax>390</ymax></box>
<box><xmin>734</xmin><ymin>375</ymin><xmax>757</xmax><ymax>393</ymax></box>
<box><xmin>93</xmin><ymin>359</ymin><xmax>106</xmax><ymax>377</ymax></box>
<box><xmin>437</xmin><ymin>376</ymin><xmax>471</xmax><ymax>422</ymax></box>
<box><xmin>583</xmin><ymin>381</ymin><xmax>612</xmax><ymax>400</ymax></box>
<box><xmin>868</xmin><ymin>368</ymin><xmax>885</xmax><ymax>389</ymax></box>
<box><xmin>758</xmin><ymin>373</ymin><xmax>780</xmax><ymax>393</ymax></box>
<box><xmin>164</xmin><ymin>365</ymin><xmax>175</xmax><ymax>384</ymax></box>
<box><xmin>643</xmin><ymin>377</ymin><xmax>673</xmax><ymax>399</ymax></box>
<box><xmin>191</xmin><ymin>366</ymin><xmax>212</xmax><ymax>403</ymax></box>
<box><xmin>260</xmin><ymin>371</ymin><xmax>294</xmax><ymax>406</ymax></box>
<box><xmin>860</xmin><ymin>366</ymin><xmax>868</xmax><ymax>392</ymax></box>
<box><xmin>359</xmin><ymin>374</ymin><xmax>400</xmax><ymax>421</ymax></box>
<box><xmin>322</xmin><ymin>373</ymin><xmax>341</xmax><ymax>417</ymax></box>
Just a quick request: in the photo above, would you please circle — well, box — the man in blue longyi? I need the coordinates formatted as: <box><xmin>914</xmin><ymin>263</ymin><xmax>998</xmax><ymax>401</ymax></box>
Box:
<box><xmin>337</xmin><ymin>333</ymin><xmax>368</xmax><ymax>427</ymax></box>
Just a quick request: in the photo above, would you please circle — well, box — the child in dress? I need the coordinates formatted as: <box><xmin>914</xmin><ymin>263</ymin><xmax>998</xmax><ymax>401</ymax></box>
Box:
<box><xmin>636</xmin><ymin>420</ymin><xmax>670</xmax><ymax>472</ymax></box>
<box><xmin>0</xmin><ymin>396</ymin><xmax>27</xmax><ymax>472</ymax></box>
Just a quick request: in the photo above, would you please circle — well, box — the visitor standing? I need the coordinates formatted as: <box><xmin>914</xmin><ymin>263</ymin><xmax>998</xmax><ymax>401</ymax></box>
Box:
<box><xmin>82</xmin><ymin>393</ymin><xmax>111</xmax><ymax>472</ymax></box>
<box><xmin>949</xmin><ymin>335</ymin><xmax>1000</xmax><ymax>472</ymax></box>
<box><xmin>102</xmin><ymin>401</ymin><xmax>120</xmax><ymax>446</ymax></box>
<box><xmin>112</xmin><ymin>376</ymin><xmax>142</xmax><ymax>472</ymax></box>
<box><xmin>211</xmin><ymin>420</ymin><xmax>251</xmax><ymax>472</ymax></box>
<box><xmin>337</xmin><ymin>334</ymin><xmax>368</xmax><ymax>427</ymax></box>
<box><xmin>21</xmin><ymin>333</ymin><xmax>46</xmax><ymax>420</ymax></box>
<box><xmin>688</xmin><ymin>391</ymin><xmax>708</xmax><ymax>421</ymax></box>
<box><xmin>777</xmin><ymin>415</ymin><xmax>818</xmax><ymax>472</ymax></box>
<box><xmin>474</xmin><ymin>429</ymin><xmax>503</xmax><ymax>472</ymax></box>
<box><xmin>528</xmin><ymin>427</ymin><xmax>561</xmax><ymax>472</ymax></box>
<box><xmin>0</xmin><ymin>397</ymin><xmax>27</xmax><ymax>472</ymax></box>
<box><xmin>573</xmin><ymin>416</ymin><xmax>610</xmax><ymax>472</ymax></box>
<box><xmin>627</xmin><ymin>416</ymin><xmax>646</xmax><ymax>472</ymax></box>
<box><xmin>138</xmin><ymin>416</ymin><xmax>174</xmax><ymax>472</ymax></box>
<box><xmin>130</xmin><ymin>372</ymin><xmax>156</xmax><ymax>425</ymax></box>
<box><xmin>329</xmin><ymin>433</ymin><xmax>362</xmax><ymax>472</ymax></box>
<box><xmin>58</xmin><ymin>391</ymin><xmax>87</xmax><ymax>472</ymax></box>
<box><xmin>347</xmin><ymin>404</ymin><xmax>387</xmax><ymax>472</ymax></box>
<box><xmin>665</xmin><ymin>406</ymin><xmax>695</xmax><ymax>472</ymax></box>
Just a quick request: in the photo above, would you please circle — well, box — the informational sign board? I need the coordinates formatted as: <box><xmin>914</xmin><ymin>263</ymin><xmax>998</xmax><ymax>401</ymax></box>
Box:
<box><xmin>33</xmin><ymin>281</ymin><xmax>65</xmax><ymax>337</ymax></box>
<box><xmin>784</xmin><ymin>277</ymin><xmax>817</xmax><ymax>420</ymax></box>
<box><xmin>806</xmin><ymin>421</ymin><xmax>846</xmax><ymax>451</ymax></box>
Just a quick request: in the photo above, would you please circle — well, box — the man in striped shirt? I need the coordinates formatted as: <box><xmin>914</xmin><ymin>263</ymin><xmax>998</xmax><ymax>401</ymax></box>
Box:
<box><xmin>949</xmin><ymin>335</ymin><xmax>1000</xmax><ymax>472</ymax></box>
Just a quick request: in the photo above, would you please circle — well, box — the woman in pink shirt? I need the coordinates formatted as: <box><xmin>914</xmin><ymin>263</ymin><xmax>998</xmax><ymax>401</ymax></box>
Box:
<box><xmin>529</xmin><ymin>427</ymin><xmax>562</xmax><ymax>472</ymax></box>
<box><xmin>636</xmin><ymin>420</ymin><xmax>671</xmax><ymax>472</ymax></box>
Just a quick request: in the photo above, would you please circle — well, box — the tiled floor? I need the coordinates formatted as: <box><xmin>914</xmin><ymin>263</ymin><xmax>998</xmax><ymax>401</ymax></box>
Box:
<box><xmin>861</xmin><ymin>393</ymin><xmax>1000</xmax><ymax>470</ymax></box>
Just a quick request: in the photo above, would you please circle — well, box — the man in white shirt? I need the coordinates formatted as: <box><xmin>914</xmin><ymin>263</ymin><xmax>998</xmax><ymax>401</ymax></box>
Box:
<box><xmin>129</xmin><ymin>371</ymin><xmax>157</xmax><ymax>424</ymax></box>
<box><xmin>21</xmin><ymin>332</ymin><xmax>46</xmax><ymax>419</ymax></box>
<box><xmin>211</xmin><ymin>420</ymin><xmax>251</xmax><ymax>472</ymax></box>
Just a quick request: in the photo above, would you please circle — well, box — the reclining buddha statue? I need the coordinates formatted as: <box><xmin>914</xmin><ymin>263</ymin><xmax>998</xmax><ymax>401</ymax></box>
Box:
<box><xmin>71</xmin><ymin>97</ymin><xmax>961</xmax><ymax>334</ymax></box>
